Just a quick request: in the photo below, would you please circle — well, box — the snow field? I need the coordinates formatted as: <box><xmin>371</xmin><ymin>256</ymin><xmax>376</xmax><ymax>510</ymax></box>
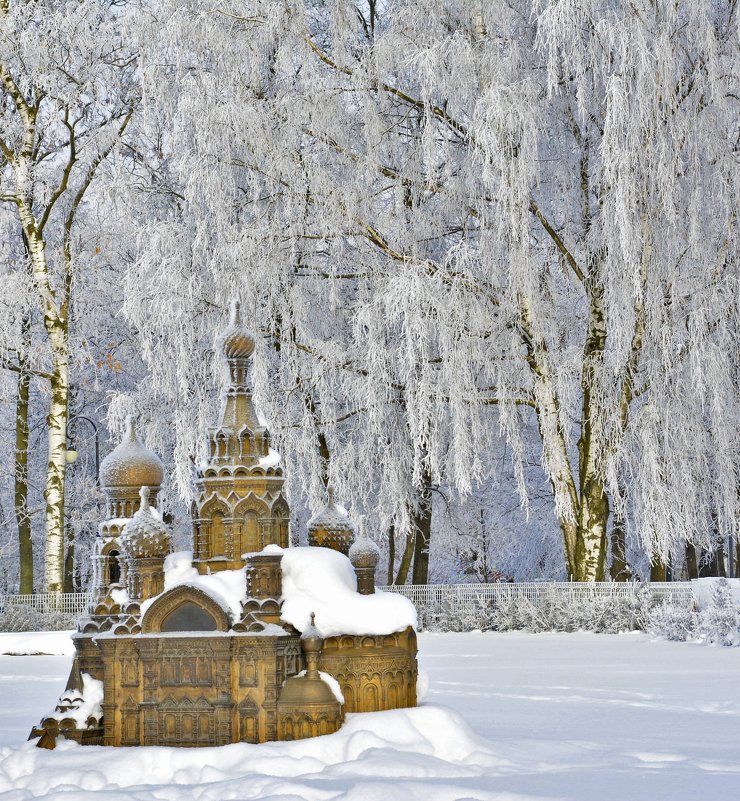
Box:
<box><xmin>1</xmin><ymin>631</ymin><xmax>739</xmax><ymax>800</ymax></box>
<box><xmin>0</xmin><ymin>631</ymin><xmax>74</xmax><ymax>657</ymax></box>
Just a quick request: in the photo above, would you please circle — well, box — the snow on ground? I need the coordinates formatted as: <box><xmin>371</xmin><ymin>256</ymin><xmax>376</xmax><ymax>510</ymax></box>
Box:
<box><xmin>1</xmin><ymin>631</ymin><xmax>739</xmax><ymax>800</ymax></box>
<box><xmin>0</xmin><ymin>630</ymin><xmax>74</xmax><ymax>656</ymax></box>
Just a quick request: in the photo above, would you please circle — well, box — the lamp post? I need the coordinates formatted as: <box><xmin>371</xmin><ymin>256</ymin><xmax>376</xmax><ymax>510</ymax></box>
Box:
<box><xmin>64</xmin><ymin>414</ymin><xmax>101</xmax><ymax>592</ymax></box>
<box><xmin>65</xmin><ymin>414</ymin><xmax>100</xmax><ymax>484</ymax></box>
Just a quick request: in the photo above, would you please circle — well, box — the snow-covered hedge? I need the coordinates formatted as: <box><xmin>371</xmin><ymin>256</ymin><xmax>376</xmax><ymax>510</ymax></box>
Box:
<box><xmin>421</xmin><ymin>585</ymin><xmax>658</xmax><ymax>634</ymax></box>
<box><xmin>0</xmin><ymin>604</ymin><xmax>77</xmax><ymax>633</ymax></box>
<box><xmin>648</xmin><ymin>578</ymin><xmax>740</xmax><ymax>647</ymax></box>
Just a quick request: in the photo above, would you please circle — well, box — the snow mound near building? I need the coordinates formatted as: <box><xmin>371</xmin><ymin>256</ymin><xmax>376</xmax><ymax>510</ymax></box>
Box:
<box><xmin>46</xmin><ymin>673</ymin><xmax>103</xmax><ymax>728</ymax></box>
<box><xmin>0</xmin><ymin>705</ymin><xmax>505</xmax><ymax>801</ymax></box>
<box><xmin>280</xmin><ymin>546</ymin><xmax>418</xmax><ymax>636</ymax></box>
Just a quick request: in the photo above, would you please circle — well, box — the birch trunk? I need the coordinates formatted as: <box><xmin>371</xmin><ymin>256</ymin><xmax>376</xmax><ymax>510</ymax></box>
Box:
<box><xmin>44</xmin><ymin>337</ymin><xmax>69</xmax><ymax>594</ymax></box>
<box><xmin>16</xmin><ymin>194</ymin><xmax>71</xmax><ymax>592</ymax></box>
<box><xmin>573</xmin><ymin>283</ymin><xmax>609</xmax><ymax>582</ymax></box>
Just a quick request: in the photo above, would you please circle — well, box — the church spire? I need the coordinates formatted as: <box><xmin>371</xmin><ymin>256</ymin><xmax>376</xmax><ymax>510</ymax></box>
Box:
<box><xmin>219</xmin><ymin>300</ymin><xmax>256</xmax><ymax>390</ymax></box>
<box><xmin>193</xmin><ymin>300</ymin><xmax>290</xmax><ymax>574</ymax></box>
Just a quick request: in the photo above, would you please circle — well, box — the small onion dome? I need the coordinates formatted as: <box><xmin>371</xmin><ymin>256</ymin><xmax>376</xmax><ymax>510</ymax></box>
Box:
<box><xmin>99</xmin><ymin>416</ymin><xmax>164</xmax><ymax>490</ymax></box>
<box><xmin>300</xmin><ymin>612</ymin><xmax>323</xmax><ymax>654</ymax></box>
<box><xmin>219</xmin><ymin>300</ymin><xmax>255</xmax><ymax>359</ymax></box>
<box><xmin>349</xmin><ymin>534</ymin><xmax>381</xmax><ymax>570</ymax></box>
<box><xmin>277</xmin><ymin>673</ymin><xmax>339</xmax><ymax>708</ymax></box>
<box><xmin>120</xmin><ymin>487</ymin><xmax>171</xmax><ymax>559</ymax></box>
<box><xmin>307</xmin><ymin>488</ymin><xmax>355</xmax><ymax>556</ymax></box>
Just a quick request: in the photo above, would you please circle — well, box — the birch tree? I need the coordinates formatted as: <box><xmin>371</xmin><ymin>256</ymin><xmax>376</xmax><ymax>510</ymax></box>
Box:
<box><xmin>125</xmin><ymin>0</ymin><xmax>738</xmax><ymax>581</ymax></box>
<box><xmin>0</xmin><ymin>0</ymin><xmax>137</xmax><ymax>591</ymax></box>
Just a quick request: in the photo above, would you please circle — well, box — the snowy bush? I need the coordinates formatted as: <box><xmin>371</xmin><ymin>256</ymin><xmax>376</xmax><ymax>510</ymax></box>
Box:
<box><xmin>487</xmin><ymin>587</ymin><xmax>654</xmax><ymax>634</ymax></box>
<box><xmin>648</xmin><ymin>579</ymin><xmax>740</xmax><ymax>647</ymax></box>
<box><xmin>698</xmin><ymin>579</ymin><xmax>740</xmax><ymax>646</ymax></box>
<box><xmin>422</xmin><ymin>595</ymin><xmax>495</xmax><ymax>632</ymax></box>
<box><xmin>0</xmin><ymin>604</ymin><xmax>43</xmax><ymax>632</ymax></box>
<box><xmin>0</xmin><ymin>604</ymin><xmax>77</xmax><ymax>633</ymax></box>
<box><xmin>421</xmin><ymin>585</ymin><xmax>657</xmax><ymax>634</ymax></box>
<box><xmin>646</xmin><ymin>605</ymin><xmax>698</xmax><ymax>642</ymax></box>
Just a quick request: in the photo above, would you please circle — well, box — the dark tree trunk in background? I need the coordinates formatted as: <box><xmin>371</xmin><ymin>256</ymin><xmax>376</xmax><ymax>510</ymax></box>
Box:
<box><xmin>609</xmin><ymin>510</ymin><xmax>631</xmax><ymax>582</ymax></box>
<box><xmin>394</xmin><ymin>532</ymin><xmax>414</xmax><ymax>585</ymax></box>
<box><xmin>386</xmin><ymin>525</ymin><xmax>395</xmax><ymax>585</ymax></box>
<box><xmin>650</xmin><ymin>561</ymin><xmax>667</xmax><ymax>582</ymax></box>
<box><xmin>411</xmin><ymin>470</ymin><xmax>432</xmax><ymax>585</ymax></box>
<box><xmin>15</xmin><ymin>314</ymin><xmax>33</xmax><ymax>594</ymax></box>
<box><xmin>685</xmin><ymin>543</ymin><xmax>699</xmax><ymax>579</ymax></box>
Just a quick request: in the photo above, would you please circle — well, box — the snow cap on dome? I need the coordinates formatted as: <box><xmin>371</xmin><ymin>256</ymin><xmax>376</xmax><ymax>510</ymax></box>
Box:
<box><xmin>308</xmin><ymin>487</ymin><xmax>355</xmax><ymax>533</ymax></box>
<box><xmin>349</xmin><ymin>531</ymin><xmax>381</xmax><ymax>570</ymax></box>
<box><xmin>99</xmin><ymin>415</ymin><xmax>164</xmax><ymax>490</ymax></box>
<box><xmin>120</xmin><ymin>487</ymin><xmax>171</xmax><ymax>559</ymax></box>
<box><xmin>219</xmin><ymin>300</ymin><xmax>255</xmax><ymax>360</ymax></box>
<box><xmin>300</xmin><ymin>612</ymin><xmax>323</xmax><ymax>653</ymax></box>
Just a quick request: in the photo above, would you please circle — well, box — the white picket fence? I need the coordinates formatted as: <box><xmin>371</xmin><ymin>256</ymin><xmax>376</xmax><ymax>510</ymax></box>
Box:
<box><xmin>0</xmin><ymin>583</ymin><xmax>696</xmax><ymax>632</ymax></box>
<box><xmin>0</xmin><ymin>593</ymin><xmax>93</xmax><ymax>631</ymax></box>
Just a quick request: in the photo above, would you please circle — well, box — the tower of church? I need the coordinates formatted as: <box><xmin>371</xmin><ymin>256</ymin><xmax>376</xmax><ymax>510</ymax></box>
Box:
<box><xmin>192</xmin><ymin>301</ymin><xmax>290</xmax><ymax>573</ymax></box>
<box><xmin>92</xmin><ymin>415</ymin><xmax>164</xmax><ymax>601</ymax></box>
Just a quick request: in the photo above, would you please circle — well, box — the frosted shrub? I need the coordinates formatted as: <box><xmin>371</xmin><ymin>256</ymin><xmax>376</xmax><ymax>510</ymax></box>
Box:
<box><xmin>698</xmin><ymin>579</ymin><xmax>740</xmax><ymax>647</ymax></box>
<box><xmin>426</xmin><ymin>596</ymin><xmax>495</xmax><ymax>632</ymax></box>
<box><xmin>0</xmin><ymin>604</ymin><xmax>77</xmax><ymax>633</ymax></box>
<box><xmin>0</xmin><ymin>604</ymin><xmax>42</xmax><ymax>632</ymax></box>
<box><xmin>647</xmin><ymin>605</ymin><xmax>698</xmax><ymax>642</ymax></box>
<box><xmin>476</xmin><ymin>587</ymin><xmax>654</xmax><ymax>634</ymax></box>
<box><xmin>649</xmin><ymin>580</ymin><xmax>740</xmax><ymax>647</ymax></box>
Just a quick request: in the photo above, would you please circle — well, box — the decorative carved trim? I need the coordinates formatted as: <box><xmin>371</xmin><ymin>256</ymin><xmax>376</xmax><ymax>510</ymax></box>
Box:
<box><xmin>141</xmin><ymin>585</ymin><xmax>230</xmax><ymax>633</ymax></box>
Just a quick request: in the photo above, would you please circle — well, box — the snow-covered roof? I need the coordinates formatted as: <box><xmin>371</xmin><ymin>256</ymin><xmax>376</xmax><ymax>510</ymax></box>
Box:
<box><xmin>280</xmin><ymin>547</ymin><xmax>417</xmax><ymax>637</ymax></box>
<box><xmin>139</xmin><ymin>551</ymin><xmax>247</xmax><ymax>622</ymax></box>
<box><xmin>141</xmin><ymin>547</ymin><xmax>416</xmax><ymax>637</ymax></box>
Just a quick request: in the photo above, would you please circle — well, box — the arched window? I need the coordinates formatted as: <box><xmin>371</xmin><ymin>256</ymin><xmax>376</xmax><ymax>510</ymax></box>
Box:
<box><xmin>211</xmin><ymin>512</ymin><xmax>226</xmax><ymax>556</ymax></box>
<box><xmin>108</xmin><ymin>550</ymin><xmax>121</xmax><ymax>585</ymax></box>
<box><xmin>243</xmin><ymin>511</ymin><xmax>259</xmax><ymax>553</ymax></box>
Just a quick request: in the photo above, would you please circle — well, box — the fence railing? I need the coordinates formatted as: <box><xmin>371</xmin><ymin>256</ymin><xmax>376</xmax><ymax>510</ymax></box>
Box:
<box><xmin>0</xmin><ymin>593</ymin><xmax>93</xmax><ymax>631</ymax></box>
<box><xmin>377</xmin><ymin>582</ymin><xmax>695</xmax><ymax>631</ymax></box>
<box><xmin>0</xmin><ymin>583</ymin><xmax>696</xmax><ymax>633</ymax></box>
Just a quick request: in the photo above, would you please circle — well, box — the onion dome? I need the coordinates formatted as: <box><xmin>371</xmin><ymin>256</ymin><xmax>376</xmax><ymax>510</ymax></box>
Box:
<box><xmin>349</xmin><ymin>533</ymin><xmax>381</xmax><ymax>570</ymax></box>
<box><xmin>277</xmin><ymin>671</ymin><xmax>340</xmax><ymax>710</ymax></box>
<box><xmin>300</xmin><ymin>612</ymin><xmax>323</xmax><ymax>654</ymax></box>
<box><xmin>219</xmin><ymin>300</ymin><xmax>255</xmax><ymax>359</ymax></box>
<box><xmin>120</xmin><ymin>487</ymin><xmax>172</xmax><ymax>559</ymax></box>
<box><xmin>307</xmin><ymin>488</ymin><xmax>355</xmax><ymax>555</ymax></box>
<box><xmin>99</xmin><ymin>416</ymin><xmax>164</xmax><ymax>491</ymax></box>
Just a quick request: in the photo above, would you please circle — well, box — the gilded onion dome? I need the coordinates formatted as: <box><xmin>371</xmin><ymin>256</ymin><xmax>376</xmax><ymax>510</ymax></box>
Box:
<box><xmin>120</xmin><ymin>487</ymin><xmax>172</xmax><ymax>559</ymax></box>
<box><xmin>307</xmin><ymin>488</ymin><xmax>355</xmax><ymax>556</ymax></box>
<box><xmin>350</xmin><ymin>530</ymin><xmax>381</xmax><ymax>595</ymax></box>
<box><xmin>219</xmin><ymin>300</ymin><xmax>255</xmax><ymax>360</ymax></box>
<box><xmin>99</xmin><ymin>416</ymin><xmax>164</xmax><ymax>492</ymax></box>
<box><xmin>349</xmin><ymin>533</ymin><xmax>381</xmax><ymax>570</ymax></box>
<box><xmin>300</xmin><ymin>612</ymin><xmax>323</xmax><ymax>653</ymax></box>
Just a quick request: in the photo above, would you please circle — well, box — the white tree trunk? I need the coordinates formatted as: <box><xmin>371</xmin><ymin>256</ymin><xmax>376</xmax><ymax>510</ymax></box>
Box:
<box><xmin>44</xmin><ymin>333</ymin><xmax>69</xmax><ymax>594</ymax></box>
<box><xmin>17</xmin><ymin>205</ymin><xmax>70</xmax><ymax>593</ymax></box>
